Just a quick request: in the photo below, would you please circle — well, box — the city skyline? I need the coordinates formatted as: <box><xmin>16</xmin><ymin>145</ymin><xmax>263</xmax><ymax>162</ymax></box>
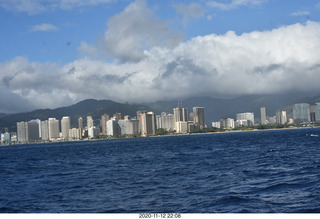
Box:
<box><xmin>2</xmin><ymin>99</ymin><xmax>320</xmax><ymax>144</ymax></box>
<box><xmin>1</xmin><ymin>0</ymin><xmax>320</xmax><ymax>113</ymax></box>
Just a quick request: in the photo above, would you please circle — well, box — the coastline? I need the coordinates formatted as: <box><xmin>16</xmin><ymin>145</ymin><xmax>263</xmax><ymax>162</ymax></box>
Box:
<box><xmin>1</xmin><ymin>126</ymin><xmax>319</xmax><ymax>147</ymax></box>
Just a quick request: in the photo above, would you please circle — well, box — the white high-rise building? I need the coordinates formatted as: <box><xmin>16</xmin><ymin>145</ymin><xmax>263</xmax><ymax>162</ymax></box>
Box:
<box><xmin>161</xmin><ymin>113</ymin><xmax>175</xmax><ymax>130</ymax></box>
<box><xmin>17</xmin><ymin>121</ymin><xmax>28</xmax><ymax>143</ymax></box>
<box><xmin>220</xmin><ymin>118</ymin><xmax>235</xmax><ymax>129</ymax></box>
<box><xmin>87</xmin><ymin>116</ymin><xmax>94</xmax><ymax>129</ymax></box>
<box><xmin>173</xmin><ymin>107</ymin><xmax>188</xmax><ymax>131</ymax></box>
<box><xmin>276</xmin><ymin>110</ymin><xmax>287</xmax><ymax>124</ymax></box>
<box><xmin>236</xmin><ymin>112</ymin><xmax>255</xmax><ymax>126</ymax></box>
<box><xmin>48</xmin><ymin>118</ymin><xmax>60</xmax><ymax>140</ymax></box>
<box><xmin>69</xmin><ymin>128</ymin><xmax>81</xmax><ymax>140</ymax></box>
<box><xmin>156</xmin><ymin>115</ymin><xmax>162</xmax><ymax>129</ymax></box>
<box><xmin>212</xmin><ymin>121</ymin><xmax>221</xmax><ymax>129</ymax></box>
<box><xmin>173</xmin><ymin>107</ymin><xmax>188</xmax><ymax>123</ymax></box>
<box><xmin>107</xmin><ymin>117</ymin><xmax>121</xmax><ymax>136</ymax></box>
<box><xmin>61</xmin><ymin>116</ymin><xmax>71</xmax><ymax>140</ymax></box>
<box><xmin>176</xmin><ymin>121</ymin><xmax>189</xmax><ymax>133</ymax></box>
<box><xmin>41</xmin><ymin>120</ymin><xmax>49</xmax><ymax>141</ymax></box>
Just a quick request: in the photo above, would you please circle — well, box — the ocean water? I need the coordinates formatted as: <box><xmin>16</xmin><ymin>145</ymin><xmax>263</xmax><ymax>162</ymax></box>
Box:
<box><xmin>1</xmin><ymin>128</ymin><xmax>320</xmax><ymax>213</ymax></box>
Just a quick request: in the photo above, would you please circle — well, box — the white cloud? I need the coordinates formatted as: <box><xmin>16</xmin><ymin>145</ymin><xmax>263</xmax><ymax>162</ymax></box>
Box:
<box><xmin>0</xmin><ymin>0</ymin><xmax>113</xmax><ymax>14</ymax></box>
<box><xmin>1</xmin><ymin>21</ymin><xmax>320</xmax><ymax>113</ymax></box>
<box><xmin>30</xmin><ymin>23</ymin><xmax>58</xmax><ymax>32</ymax></box>
<box><xmin>80</xmin><ymin>0</ymin><xmax>185</xmax><ymax>63</ymax></box>
<box><xmin>208</xmin><ymin>0</ymin><xmax>267</xmax><ymax>10</ymax></box>
<box><xmin>290</xmin><ymin>11</ymin><xmax>310</xmax><ymax>17</ymax></box>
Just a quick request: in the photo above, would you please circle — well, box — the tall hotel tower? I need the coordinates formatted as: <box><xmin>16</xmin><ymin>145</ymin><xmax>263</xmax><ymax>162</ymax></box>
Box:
<box><xmin>140</xmin><ymin>112</ymin><xmax>157</xmax><ymax>137</ymax></box>
<box><xmin>101</xmin><ymin>114</ymin><xmax>110</xmax><ymax>135</ymax></box>
<box><xmin>293</xmin><ymin>103</ymin><xmax>311</xmax><ymax>123</ymax></box>
<box><xmin>87</xmin><ymin>116</ymin><xmax>94</xmax><ymax>129</ymax></box>
<box><xmin>260</xmin><ymin>107</ymin><xmax>267</xmax><ymax>125</ymax></box>
<box><xmin>173</xmin><ymin>107</ymin><xmax>188</xmax><ymax>123</ymax></box>
<box><xmin>48</xmin><ymin>118</ymin><xmax>60</xmax><ymax>140</ymax></box>
<box><xmin>61</xmin><ymin>116</ymin><xmax>71</xmax><ymax>140</ymax></box>
<box><xmin>193</xmin><ymin>107</ymin><xmax>205</xmax><ymax>128</ymax></box>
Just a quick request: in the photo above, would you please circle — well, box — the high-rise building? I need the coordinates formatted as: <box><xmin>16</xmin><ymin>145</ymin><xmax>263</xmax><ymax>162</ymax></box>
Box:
<box><xmin>69</xmin><ymin>128</ymin><xmax>81</xmax><ymax>140</ymax></box>
<box><xmin>41</xmin><ymin>120</ymin><xmax>49</xmax><ymax>141</ymax></box>
<box><xmin>293</xmin><ymin>103</ymin><xmax>311</xmax><ymax>123</ymax></box>
<box><xmin>107</xmin><ymin>117</ymin><xmax>121</xmax><ymax>136</ymax></box>
<box><xmin>260</xmin><ymin>107</ymin><xmax>267</xmax><ymax>125</ymax></box>
<box><xmin>212</xmin><ymin>121</ymin><xmax>221</xmax><ymax>129</ymax></box>
<box><xmin>87</xmin><ymin>116</ymin><xmax>94</xmax><ymax>129</ymax></box>
<box><xmin>156</xmin><ymin>115</ymin><xmax>162</xmax><ymax>129</ymax></box>
<box><xmin>61</xmin><ymin>116</ymin><xmax>71</xmax><ymax>140</ymax></box>
<box><xmin>220</xmin><ymin>118</ymin><xmax>235</xmax><ymax>129</ymax></box>
<box><xmin>78</xmin><ymin>117</ymin><xmax>83</xmax><ymax>129</ymax></box>
<box><xmin>315</xmin><ymin>103</ymin><xmax>320</xmax><ymax>122</ymax></box>
<box><xmin>88</xmin><ymin>126</ymin><xmax>99</xmax><ymax>138</ymax></box>
<box><xmin>140</xmin><ymin>111</ymin><xmax>157</xmax><ymax>137</ymax></box>
<box><xmin>48</xmin><ymin>118</ymin><xmax>60</xmax><ymax>140</ymax></box>
<box><xmin>236</xmin><ymin>112</ymin><xmax>255</xmax><ymax>126</ymax></box>
<box><xmin>193</xmin><ymin>107</ymin><xmax>205</xmax><ymax>128</ymax></box>
<box><xmin>173</xmin><ymin>107</ymin><xmax>188</xmax><ymax>123</ymax></box>
<box><xmin>161</xmin><ymin>113</ymin><xmax>175</xmax><ymax>130</ymax></box>
<box><xmin>137</xmin><ymin>110</ymin><xmax>147</xmax><ymax>134</ymax></box>
<box><xmin>78</xmin><ymin>117</ymin><xmax>83</xmax><ymax>139</ymax></box>
<box><xmin>281</xmin><ymin>111</ymin><xmax>287</xmax><ymax>124</ymax></box>
<box><xmin>101</xmin><ymin>114</ymin><xmax>110</xmax><ymax>135</ymax></box>
<box><xmin>17</xmin><ymin>121</ymin><xmax>28</xmax><ymax>143</ymax></box>
<box><xmin>28</xmin><ymin>121</ymin><xmax>40</xmax><ymax>141</ymax></box>
<box><xmin>173</xmin><ymin>107</ymin><xmax>188</xmax><ymax>131</ymax></box>
<box><xmin>276</xmin><ymin>110</ymin><xmax>287</xmax><ymax>124</ymax></box>
<box><xmin>118</xmin><ymin>118</ymin><xmax>139</xmax><ymax>135</ymax></box>
<box><xmin>176</xmin><ymin>121</ymin><xmax>191</xmax><ymax>133</ymax></box>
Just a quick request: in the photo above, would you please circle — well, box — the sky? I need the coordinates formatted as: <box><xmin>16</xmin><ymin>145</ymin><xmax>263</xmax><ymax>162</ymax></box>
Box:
<box><xmin>1</xmin><ymin>0</ymin><xmax>320</xmax><ymax>113</ymax></box>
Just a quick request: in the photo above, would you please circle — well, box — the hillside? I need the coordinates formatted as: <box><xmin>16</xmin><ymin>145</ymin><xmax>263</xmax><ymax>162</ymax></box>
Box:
<box><xmin>0</xmin><ymin>99</ymin><xmax>151</xmax><ymax>132</ymax></box>
<box><xmin>1</xmin><ymin>94</ymin><xmax>319</xmax><ymax>133</ymax></box>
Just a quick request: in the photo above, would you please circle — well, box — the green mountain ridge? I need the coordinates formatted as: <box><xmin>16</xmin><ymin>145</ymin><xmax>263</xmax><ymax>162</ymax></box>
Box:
<box><xmin>0</xmin><ymin>99</ymin><xmax>151</xmax><ymax>132</ymax></box>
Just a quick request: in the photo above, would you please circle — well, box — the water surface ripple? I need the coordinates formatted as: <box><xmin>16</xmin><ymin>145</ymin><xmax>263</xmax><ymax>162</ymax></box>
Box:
<box><xmin>1</xmin><ymin>128</ymin><xmax>320</xmax><ymax>213</ymax></box>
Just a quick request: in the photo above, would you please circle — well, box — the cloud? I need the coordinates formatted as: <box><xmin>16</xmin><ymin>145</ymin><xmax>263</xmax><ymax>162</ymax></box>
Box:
<box><xmin>173</xmin><ymin>2</ymin><xmax>205</xmax><ymax>26</ymax></box>
<box><xmin>1</xmin><ymin>21</ymin><xmax>320</xmax><ymax>113</ymax></box>
<box><xmin>290</xmin><ymin>11</ymin><xmax>310</xmax><ymax>17</ymax></box>
<box><xmin>0</xmin><ymin>0</ymin><xmax>113</xmax><ymax>15</ymax></box>
<box><xmin>208</xmin><ymin>0</ymin><xmax>267</xmax><ymax>10</ymax></box>
<box><xmin>30</xmin><ymin>23</ymin><xmax>58</xmax><ymax>32</ymax></box>
<box><xmin>80</xmin><ymin>0</ymin><xmax>185</xmax><ymax>63</ymax></box>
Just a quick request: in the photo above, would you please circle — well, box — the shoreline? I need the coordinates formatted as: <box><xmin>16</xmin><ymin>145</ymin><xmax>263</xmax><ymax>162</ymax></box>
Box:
<box><xmin>1</xmin><ymin>126</ymin><xmax>319</xmax><ymax>147</ymax></box>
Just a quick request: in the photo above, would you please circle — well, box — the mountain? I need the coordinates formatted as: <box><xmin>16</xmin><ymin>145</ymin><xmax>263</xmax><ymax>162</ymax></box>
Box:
<box><xmin>147</xmin><ymin>94</ymin><xmax>320</xmax><ymax>125</ymax></box>
<box><xmin>0</xmin><ymin>113</ymin><xmax>8</xmax><ymax>119</ymax></box>
<box><xmin>0</xmin><ymin>99</ymin><xmax>151</xmax><ymax>132</ymax></box>
<box><xmin>1</xmin><ymin>94</ymin><xmax>319</xmax><ymax>133</ymax></box>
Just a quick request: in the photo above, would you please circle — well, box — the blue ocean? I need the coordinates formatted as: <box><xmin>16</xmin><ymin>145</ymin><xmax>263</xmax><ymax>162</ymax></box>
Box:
<box><xmin>1</xmin><ymin>128</ymin><xmax>320</xmax><ymax>213</ymax></box>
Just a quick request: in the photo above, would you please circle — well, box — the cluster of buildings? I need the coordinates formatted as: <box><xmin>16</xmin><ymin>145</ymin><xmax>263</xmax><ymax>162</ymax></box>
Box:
<box><xmin>1</xmin><ymin>106</ymin><xmax>205</xmax><ymax>144</ymax></box>
<box><xmin>212</xmin><ymin>102</ymin><xmax>320</xmax><ymax>129</ymax></box>
<box><xmin>1</xmin><ymin>101</ymin><xmax>320</xmax><ymax>145</ymax></box>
